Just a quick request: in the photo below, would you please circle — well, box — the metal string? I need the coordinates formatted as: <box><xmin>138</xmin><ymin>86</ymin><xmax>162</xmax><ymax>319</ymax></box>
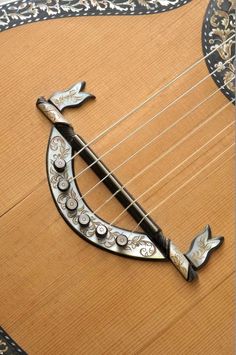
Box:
<box><xmin>110</xmin><ymin>101</ymin><xmax>234</xmax><ymax>226</ymax></box>
<box><xmin>67</xmin><ymin>34</ymin><xmax>234</xmax><ymax>164</ymax></box>
<box><xmin>129</xmin><ymin>142</ymin><xmax>234</xmax><ymax>235</ymax></box>
<box><xmin>71</xmin><ymin>75</ymin><xmax>234</xmax><ymax>208</ymax></box>
<box><xmin>69</xmin><ymin>54</ymin><xmax>235</xmax><ymax>183</ymax></box>
<box><xmin>93</xmin><ymin>80</ymin><xmax>234</xmax><ymax>215</ymax></box>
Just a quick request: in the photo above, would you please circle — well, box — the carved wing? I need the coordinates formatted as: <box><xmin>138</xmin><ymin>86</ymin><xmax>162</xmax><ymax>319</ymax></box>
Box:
<box><xmin>185</xmin><ymin>225</ymin><xmax>224</xmax><ymax>270</ymax></box>
<box><xmin>49</xmin><ymin>81</ymin><xmax>95</xmax><ymax>111</ymax></box>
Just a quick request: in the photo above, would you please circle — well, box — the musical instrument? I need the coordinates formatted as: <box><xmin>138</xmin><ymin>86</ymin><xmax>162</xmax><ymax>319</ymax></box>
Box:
<box><xmin>0</xmin><ymin>0</ymin><xmax>234</xmax><ymax>353</ymax></box>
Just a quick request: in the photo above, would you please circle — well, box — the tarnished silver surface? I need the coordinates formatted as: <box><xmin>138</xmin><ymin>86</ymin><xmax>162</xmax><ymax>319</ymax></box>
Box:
<box><xmin>37</xmin><ymin>99</ymin><xmax>70</xmax><ymax>125</ymax></box>
<box><xmin>47</xmin><ymin>127</ymin><xmax>166</xmax><ymax>260</ymax></box>
<box><xmin>49</xmin><ymin>81</ymin><xmax>95</xmax><ymax>111</ymax></box>
<box><xmin>169</xmin><ymin>242</ymin><xmax>189</xmax><ymax>280</ymax></box>
<box><xmin>185</xmin><ymin>225</ymin><xmax>223</xmax><ymax>269</ymax></box>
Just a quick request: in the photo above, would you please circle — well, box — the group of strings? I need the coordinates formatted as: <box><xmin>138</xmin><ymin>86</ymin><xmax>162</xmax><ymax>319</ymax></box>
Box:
<box><xmin>64</xmin><ymin>34</ymin><xmax>235</xmax><ymax>234</ymax></box>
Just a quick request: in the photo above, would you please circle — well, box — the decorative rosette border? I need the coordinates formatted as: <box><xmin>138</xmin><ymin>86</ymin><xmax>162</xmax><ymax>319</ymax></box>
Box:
<box><xmin>0</xmin><ymin>0</ymin><xmax>191</xmax><ymax>32</ymax></box>
<box><xmin>202</xmin><ymin>0</ymin><xmax>235</xmax><ymax>102</ymax></box>
<box><xmin>0</xmin><ymin>326</ymin><xmax>27</xmax><ymax>355</ymax></box>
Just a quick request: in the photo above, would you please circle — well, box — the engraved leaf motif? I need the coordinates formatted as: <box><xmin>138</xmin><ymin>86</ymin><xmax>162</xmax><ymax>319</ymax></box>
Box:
<box><xmin>49</xmin><ymin>81</ymin><xmax>94</xmax><ymax>111</ymax></box>
<box><xmin>211</xmin><ymin>9</ymin><xmax>229</xmax><ymax>28</ymax></box>
<box><xmin>57</xmin><ymin>188</ymin><xmax>77</xmax><ymax>210</ymax></box>
<box><xmin>50</xmin><ymin>135</ymin><xmax>70</xmax><ymax>159</ymax></box>
<box><xmin>136</xmin><ymin>0</ymin><xmax>152</xmax><ymax>9</ymax></box>
<box><xmin>50</xmin><ymin>166</ymin><xmax>64</xmax><ymax>188</ymax></box>
<box><xmin>169</xmin><ymin>243</ymin><xmax>189</xmax><ymax>278</ymax></box>
<box><xmin>84</xmin><ymin>216</ymin><xmax>100</xmax><ymax>237</ymax></box>
<box><xmin>186</xmin><ymin>226</ymin><xmax>223</xmax><ymax>268</ymax></box>
<box><xmin>107</xmin><ymin>0</ymin><xmax>131</xmax><ymax>11</ymax></box>
<box><xmin>130</xmin><ymin>235</ymin><xmax>144</xmax><ymax>248</ymax></box>
<box><xmin>57</xmin><ymin>193</ymin><xmax>67</xmax><ymax>210</ymax></box>
<box><xmin>129</xmin><ymin>235</ymin><xmax>156</xmax><ymax>256</ymax></box>
<box><xmin>8</xmin><ymin>12</ymin><xmax>29</xmax><ymax>20</ymax></box>
<box><xmin>99</xmin><ymin>230</ymin><xmax>118</xmax><ymax>248</ymax></box>
<box><xmin>61</xmin><ymin>4</ymin><xmax>83</xmax><ymax>12</ymax></box>
<box><xmin>171</xmin><ymin>252</ymin><xmax>187</xmax><ymax>277</ymax></box>
<box><xmin>224</xmin><ymin>70</ymin><xmax>235</xmax><ymax>91</ymax></box>
<box><xmin>70</xmin><ymin>188</ymin><xmax>77</xmax><ymax>200</ymax></box>
<box><xmin>37</xmin><ymin>3</ymin><xmax>50</xmax><ymax>11</ymax></box>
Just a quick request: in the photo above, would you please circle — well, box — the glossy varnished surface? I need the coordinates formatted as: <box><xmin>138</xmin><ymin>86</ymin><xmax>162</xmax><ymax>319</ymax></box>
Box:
<box><xmin>0</xmin><ymin>1</ymin><xmax>234</xmax><ymax>354</ymax></box>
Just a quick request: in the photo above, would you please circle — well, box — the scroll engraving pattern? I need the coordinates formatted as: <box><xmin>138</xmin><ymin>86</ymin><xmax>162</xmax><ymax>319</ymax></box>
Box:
<box><xmin>169</xmin><ymin>243</ymin><xmax>189</xmax><ymax>279</ymax></box>
<box><xmin>49</xmin><ymin>134</ymin><xmax>159</xmax><ymax>258</ymax></box>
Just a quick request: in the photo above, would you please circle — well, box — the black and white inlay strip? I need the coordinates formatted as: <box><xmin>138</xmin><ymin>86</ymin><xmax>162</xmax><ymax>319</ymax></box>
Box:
<box><xmin>0</xmin><ymin>0</ymin><xmax>191</xmax><ymax>32</ymax></box>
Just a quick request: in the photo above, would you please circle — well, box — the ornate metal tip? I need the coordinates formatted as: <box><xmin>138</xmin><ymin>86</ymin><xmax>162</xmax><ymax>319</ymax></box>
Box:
<box><xmin>185</xmin><ymin>225</ymin><xmax>224</xmax><ymax>270</ymax></box>
<box><xmin>36</xmin><ymin>97</ymin><xmax>70</xmax><ymax>126</ymax></box>
<box><xmin>168</xmin><ymin>225</ymin><xmax>224</xmax><ymax>281</ymax></box>
<box><xmin>48</xmin><ymin>81</ymin><xmax>95</xmax><ymax>112</ymax></box>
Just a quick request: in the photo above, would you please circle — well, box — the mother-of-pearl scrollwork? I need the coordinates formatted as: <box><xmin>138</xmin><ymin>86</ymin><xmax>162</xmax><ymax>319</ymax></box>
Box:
<box><xmin>0</xmin><ymin>0</ymin><xmax>191</xmax><ymax>32</ymax></box>
<box><xmin>202</xmin><ymin>0</ymin><xmax>235</xmax><ymax>101</ymax></box>
<box><xmin>47</xmin><ymin>128</ymin><xmax>166</xmax><ymax>260</ymax></box>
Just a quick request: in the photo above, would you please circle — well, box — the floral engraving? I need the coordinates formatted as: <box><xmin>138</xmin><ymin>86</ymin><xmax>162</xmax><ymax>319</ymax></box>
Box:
<box><xmin>185</xmin><ymin>225</ymin><xmax>223</xmax><ymax>269</ymax></box>
<box><xmin>57</xmin><ymin>187</ymin><xmax>77</xmax><ymax>209</ymax></box>
<box><xmin>50</xmin><ymin>135</ymin><xmax>70</xmax><ymax>159</ymax></box>
<box><xmin>49</xmin><ymin>81</ymin><xmax>94</xmax><ymax>111</ymax></box>
<box><xmin>190</xmin><ymin>235</ymin><xmax>212</xmax><ymax>264</ymax></box>
<box><xmin>50</xmin><ymin>165</ymin><xmax>68</xmax><ymax>188</ymax></box>
<box><xmin>83</xmin><ymin>218</ymin><xmax>157</xmax><ymax>256</ymax></box>
<box><xmin>169</xmin><ymin>243</ymin><xmax>188</xmax><ymax>279</ymax></box>
<box><xmin>128</xmin><ymin>235</ymin><xmax>156</xmax><ymax>257</ymax></box>
<box><xmin>203</xmin><ymin>0</ymin><xmax>235</xmax><ymax>100</ymax></box>
<box><xmin>48</xmin><ymin>131</ymin><xmax>165</xmax><ymax>260</ymax></box>
<box><xmin>49</xmin><ymin>135</ymin><xmax>70</xmax><ymax>187</ymax></box>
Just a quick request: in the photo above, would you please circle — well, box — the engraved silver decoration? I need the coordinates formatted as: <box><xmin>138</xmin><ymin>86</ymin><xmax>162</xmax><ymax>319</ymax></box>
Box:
<box><xmin>47</xmin><ymin>127</ymin><xmax>166</xmax><ymax>260</ymax></box>
<box><xmin>185</xmin><ymin>225</ymin><xmax>223</xmax><ymax>269</ymax></box>
<box><xmin>37</xmin><ymin>99</ymin><xmax>70</xmax><ymax>125</ymax></box>
<box><xmin>169</xmin><ymin>242</ymin><xmax>190</xmax><ymax>280</ymax></box>
<box><xmin>49</xmin><ymin>81</ymin><xmax>95</xmax><ymax>111</ymax></box>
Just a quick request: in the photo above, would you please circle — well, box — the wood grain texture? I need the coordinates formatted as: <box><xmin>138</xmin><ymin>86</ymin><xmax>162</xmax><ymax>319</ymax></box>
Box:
<box><xmin>0</xmin><ymin>0</ymin><xmax>234</xmax><ymax>354</ymax></box>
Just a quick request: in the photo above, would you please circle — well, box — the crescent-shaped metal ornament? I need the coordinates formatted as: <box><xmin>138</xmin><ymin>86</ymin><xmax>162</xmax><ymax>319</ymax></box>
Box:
<box><xmin>37</xmin><ymin>81</ymin><xmax>224</xmax><ymax>282</ymax></box>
